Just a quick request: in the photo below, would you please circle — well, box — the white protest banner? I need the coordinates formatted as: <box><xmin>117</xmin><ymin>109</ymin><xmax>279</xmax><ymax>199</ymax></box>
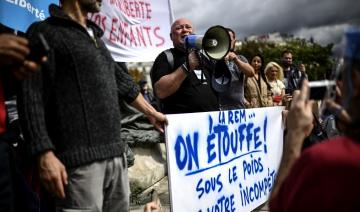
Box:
<box><xmin>88</xmin><ymin>0</ymin><xmax>174</xmax><ymax>62</ymax></box>
<box><xmin>165</xmin><ymin>107</ymin><xmax>284</xmax><ymax>212</ymax></box>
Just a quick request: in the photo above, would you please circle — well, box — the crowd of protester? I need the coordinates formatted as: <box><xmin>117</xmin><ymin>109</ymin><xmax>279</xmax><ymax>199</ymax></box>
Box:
<box><xmin>146</xmin><ymin>18</ymin><xmax>359</xmax><ymax>212</ymax></box>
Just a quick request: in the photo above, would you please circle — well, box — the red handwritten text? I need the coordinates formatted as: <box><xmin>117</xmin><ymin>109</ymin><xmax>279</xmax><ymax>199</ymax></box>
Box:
<box><xmin>109</xmin><ymin>17</ymin><xmax>165</xmax><ymax>47</ymax></box>
<box><xmin>109</xmin><ymin>0</ymin><xmax>152</xmax><ymax>20</ymax></box>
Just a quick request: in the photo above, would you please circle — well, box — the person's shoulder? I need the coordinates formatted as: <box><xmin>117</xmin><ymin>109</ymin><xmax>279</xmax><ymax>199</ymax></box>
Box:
<box><xmin>277</xmin><ymin>79</ymin><xmax>285</xmax><ymax>87</ymax></box>
<box><xmin>26</xmin><ymin>19</ymin><xmax>52</xmax><ymax>39</ymax></box>
<box><xmin>158</xmin><ymin>48</ymin><xmax>173</xmax><ymax>57</ymax></box>
<box><xmin>26</xmin><ymin>11</ymin><xmax>61</xmax><ymax>33</ymax></box>
<box><xmin>26</xmin><ymin>21</ymin><xmax>42</xmax><ymax>31</ymax></box>
<box><xmin>151</xmin><ymin>48</ymin><xmax>176</xmax><ymax>79</ymax></box>
<box><xmin>277</xmin><ymin>136</ymin><xmax>360</xmax><ymax>212</ymax></box>
<box><xmin>154</xmin><ymin>48</ymin><xmax>176</xmax><ymax>63</ymax></box>
<box><xmin>161</xmin><ymin>48</ymin><xmax>176</xmax><ymax>54</ymax></box>
<box><xmin>301</xmin><ymin>136</ymin><xmax>360</xmax><ymax>167</ymax></box>
<box><xmin>169</xmin><ymin>47</ymin><xmax>185</xmax><ymax>58</ymax></box>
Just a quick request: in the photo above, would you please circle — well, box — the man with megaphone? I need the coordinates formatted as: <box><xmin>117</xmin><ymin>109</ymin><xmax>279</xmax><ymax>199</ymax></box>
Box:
<box><xmin>150</xmin><ymin>18</ymin><xmax>218</xmax><ymax>114</ymax></box>
<box><xmin>182</xmin><ymin>26</ymin><xmax>255</xmax><ymax>110</ymax></box>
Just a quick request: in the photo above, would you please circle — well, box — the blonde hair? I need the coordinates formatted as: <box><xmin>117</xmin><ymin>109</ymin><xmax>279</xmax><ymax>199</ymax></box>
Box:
<box><xmin>264</xmin><ymin>62</ymin><xmax>284</xmax><ymax>81</ymax></box>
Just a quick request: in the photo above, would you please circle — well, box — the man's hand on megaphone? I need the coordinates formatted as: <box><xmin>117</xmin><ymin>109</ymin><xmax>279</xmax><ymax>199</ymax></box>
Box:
<box><xmin>187</xmin><ymin>51</ymin><xmax>200</xmax><ymax>71</ymax></box>
<box><xmin>224</xmin><ymin>52</ymin><xmax>237</xmax><ymax>62</ymax></box>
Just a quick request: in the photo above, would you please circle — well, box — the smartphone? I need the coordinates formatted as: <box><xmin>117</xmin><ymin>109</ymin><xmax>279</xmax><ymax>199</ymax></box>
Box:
<box><xmin>309</xmin><ymin>80</ymin><xmax>336</xmax><ymax>100</ymax></box>
<box><xmin>27</xmin><ymin>33</ymin><xmax>50</xmax><ymax>62</ymax></box>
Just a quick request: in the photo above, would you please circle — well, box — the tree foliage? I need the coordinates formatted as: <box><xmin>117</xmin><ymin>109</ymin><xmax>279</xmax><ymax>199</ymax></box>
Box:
<box><xmin>238</xmin><ymin>38</ymin><xmax>335</xmax><ymax>80</ymax></box>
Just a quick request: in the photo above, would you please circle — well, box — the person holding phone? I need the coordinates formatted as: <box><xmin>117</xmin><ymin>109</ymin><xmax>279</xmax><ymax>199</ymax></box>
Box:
<box><xmin>0</xmin><ymin>32</ymin><xmax>44</xmax><ymax>212</ymax></box>
<box><xmin>270</xmin><ymin>28</ymin><xmax>360</xmax><ymax>212</ymax></box>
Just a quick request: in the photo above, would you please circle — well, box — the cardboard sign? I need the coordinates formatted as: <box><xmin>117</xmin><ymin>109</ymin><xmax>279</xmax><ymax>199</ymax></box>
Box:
<box><xmin>165</xmin><ymin>107</ymin><xmax>284</xmax><ymax>212</ymax></box>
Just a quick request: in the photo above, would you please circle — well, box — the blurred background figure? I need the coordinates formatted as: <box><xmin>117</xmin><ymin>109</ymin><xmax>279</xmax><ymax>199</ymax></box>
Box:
<box><xmin>244</xmin><ymin>54</ymin><xmax>272</xmax><ymax>108</ymax></box>
<box><xmin>215</xmin><ymin>28</ymin><xmax>254</xmax><ymax>110</ymax></box>
<box><xmin>265</xmin><ymin>62</ymin><xmax>285</xmax><ymax>106</ymax></box>
<box><xmin>138</xmin><ymin>80</ymin><xmax>158</xmax><ymax>110</ymax></box>
<box><xmin>281</xmin><ymin>50</ymin><xmax>307</xmax><ymax>95</ymax></box>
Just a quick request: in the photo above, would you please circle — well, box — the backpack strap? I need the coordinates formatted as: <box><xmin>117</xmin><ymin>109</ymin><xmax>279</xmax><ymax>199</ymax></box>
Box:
<box><xmin>164</xmin><ymin>49</ymin><xmax>174</xmax><ymax>70</ymax></box>
<box><xmin>150</xmin><ymin>49</ymin><xmax>173</xmax><ymax>82</ymax></box>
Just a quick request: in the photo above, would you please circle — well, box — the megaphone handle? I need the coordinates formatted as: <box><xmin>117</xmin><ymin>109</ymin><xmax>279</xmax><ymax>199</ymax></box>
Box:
<box><xmin>197</xmin><ymin>51</ymin><xmax>205</xmax><ymax>82</ymax></box>
<box><xmin>184</xmin><ymin>48</ymin><xmax>197</xmax><ymax>74</ymax></box>
<box><xmin>185</xmin><ymin>49</ymin><xmax>206</xmax><ymax>82</ymax></box>
<box><xmin>185</xmin><ymin>45</ymin><xmax>190</xmax><ymax>72</ymax></box>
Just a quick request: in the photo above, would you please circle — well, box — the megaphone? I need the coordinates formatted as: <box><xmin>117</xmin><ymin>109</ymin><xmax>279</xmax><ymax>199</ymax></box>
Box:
<box><xmin>185</xmin><ymin>25</ymin><xmax>231</xmax><ymax>60</ymax></box>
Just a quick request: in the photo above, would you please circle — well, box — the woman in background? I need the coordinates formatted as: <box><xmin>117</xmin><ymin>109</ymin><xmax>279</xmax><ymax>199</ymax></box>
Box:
<box><xmin>244</xmin><ymin>54</ymin><xmax>273</xmax><ymax>108</ymax></box>
<box><xmin>265</xmin><ymin>62</ymin><xmax>285</xmax><ymax>106</ymax></box>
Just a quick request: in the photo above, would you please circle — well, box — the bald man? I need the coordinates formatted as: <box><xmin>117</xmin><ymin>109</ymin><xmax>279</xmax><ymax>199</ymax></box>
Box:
<box><xmin>150</xmin><ymin>18</ymin><xmax>218</xmax><ymax>114</ymax></box>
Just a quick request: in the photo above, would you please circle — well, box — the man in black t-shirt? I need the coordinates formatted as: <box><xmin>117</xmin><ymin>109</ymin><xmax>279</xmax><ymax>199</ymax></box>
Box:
<box><xmin>150</xmin><ymin>18</ymin><xmax>218</xmax><ymax>114</ymax></box>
